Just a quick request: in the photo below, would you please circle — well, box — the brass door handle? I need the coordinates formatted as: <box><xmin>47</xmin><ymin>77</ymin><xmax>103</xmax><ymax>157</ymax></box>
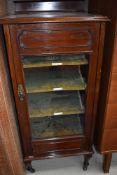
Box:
<box><xmin>18</xmin><ymin>84</ymin><xmax>25</xmax><ymax>101</ymax></box>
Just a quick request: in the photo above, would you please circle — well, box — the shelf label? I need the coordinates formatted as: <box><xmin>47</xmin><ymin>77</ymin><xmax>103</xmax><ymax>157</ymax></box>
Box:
<box><xmin>53</xmin><ymin>87</ymin><xmax>63</xmax><ymax>91</ymax></box>
<box><xmin>54</xmin><ymin>112</ymin><xmax>63</xmax><ymax>116</ymax></box>
<box><xmin>52</xmin><ymin>62</ymin><xmax>63</xmax><ymax>66</ymax></box>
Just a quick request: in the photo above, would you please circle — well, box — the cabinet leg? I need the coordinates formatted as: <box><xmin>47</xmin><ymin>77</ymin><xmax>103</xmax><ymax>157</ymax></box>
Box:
<box><xmin>26</xmin><ymin>161</ymin><xmax>35</xmax><ymax>173</ymax></box>
<box><xmin>103</xmin><ymin>153</ymin><xmax>112</xmax><ymax>173</ymax></box>
<box><xmin>83</xmin><ymin>154</ymin><xmax>92</xmax><ymax>171</ymax></box>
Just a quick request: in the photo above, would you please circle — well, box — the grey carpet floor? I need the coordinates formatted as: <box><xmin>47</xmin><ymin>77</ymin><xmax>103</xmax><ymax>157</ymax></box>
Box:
<box><xmin>27</xmin><ymin>153</ymin><xmax>117</xmax><ymax>175</ymax></box>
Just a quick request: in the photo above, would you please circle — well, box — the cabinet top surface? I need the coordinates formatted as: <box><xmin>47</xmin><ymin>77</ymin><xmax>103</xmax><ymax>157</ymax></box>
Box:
<box><xmin>0</xmin><ymin>12</ymin><xmax>109</xmax><ymax>24</ymax></box>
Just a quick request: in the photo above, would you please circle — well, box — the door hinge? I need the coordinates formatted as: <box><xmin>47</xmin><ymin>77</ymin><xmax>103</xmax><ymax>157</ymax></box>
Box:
<box><xmin>18</xmin><ymin>84</ymin><xmax>25</xmax><ymax>101</ymax></box>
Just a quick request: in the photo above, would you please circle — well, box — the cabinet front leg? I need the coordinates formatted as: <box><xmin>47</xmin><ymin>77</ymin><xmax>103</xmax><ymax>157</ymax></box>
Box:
<box><xmin>26</xmin><ymin>161</ymin><xmax>35</xmax><ymax>173</ymax></box>
<box><xmin>103</xmin><ymin>153</ymin><xmax>112</xmax><ymax>173</ymax></box>
<box><xmin>83</xmin><ymin>154</ymin><xmax>92</xmax><ymax>171</ymax></box>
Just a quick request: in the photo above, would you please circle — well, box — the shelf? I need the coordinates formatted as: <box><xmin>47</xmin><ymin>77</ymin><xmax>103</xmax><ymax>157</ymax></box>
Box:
<box><xmin>25</xmin><ymin>67</ymin><xmax>86</xmax><ymax>93</ymax></box>
<box><xmin>22</xmin><ymin>54</ymin><xmax>88</xmax><ymax>68</ymax></box>
<box><xmin>28</xmin><ymin>91</ymin><xmax>85</xmax><ymax>118</ymax></box>
<box><xmin>30</xmin><ymin>114</ymin><xmax>84</xmax><ymax>139</ymax></box>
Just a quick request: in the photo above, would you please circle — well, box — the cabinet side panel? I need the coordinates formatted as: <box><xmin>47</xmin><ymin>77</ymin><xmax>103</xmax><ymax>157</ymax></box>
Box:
<box><xmin>88</xmin><ymin>0</ymin><xmax>117</xmax><ymax>153</ymax></box>
<box><xmin>92</xmin><ymin>22</ymin><xmax>105</xmax><ymax>142</ymax></box>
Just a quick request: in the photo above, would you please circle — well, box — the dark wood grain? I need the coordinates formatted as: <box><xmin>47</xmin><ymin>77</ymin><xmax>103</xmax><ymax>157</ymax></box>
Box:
<box><xmin>105</xmin><ymin>104</ymin><xmax>117</xmax><ymax>129</ymax></box>
<box><xmin>1</xmin><ymin>9</ymin><xmax>107</xmax><ymax>169</ymax></box>
<box><xmin>0</xmin><ymin>12</ymin><xmax>109</xmax><ymax>24</ymax></box>
<box><xmin>0</xmin><ymin>2</ymin><xmax>25</xmax><ymax>174</ymax></box>
<box><xmin>18</xmin><ymin>26</ymin><xmax>92</xmax><ymax>49</ymax></box>
<box><xmin>6</xmin><ymin>20</ymin><xmax>103</xmax><ymax>161</ymax></box>
<box><xmin>91</xmin><ymin>22</ymin><xmax>106</xmax><ymax>145</ymax></box>
<box><xmin>111</xmin><ymin>36</ymin><xmax>117</xmax><ymax>72</ymax></box>
<box><xmin>89</xmin><ymin>0</ymin><xmax>117</xmax><ymax>173</ymax></box>
<box><xmin>0</xmin><ymin>0</ymin><xmax>7</xmax><ymax>16</ymax></box>
<box><xmin>101</xmin><ymin>129</ymin><xmax>117</xmax><ymax>151</ymax></box>
<box><xmin>0</xmin><ymin>137</ymin><xmax>12</xmax><ymax>175</ymax></box>
<box><xmin>24</xmin><ymin>150</ymin><xmax>93</xmax><ymax>161</ymax></box>
<box><xmin>103</xmin><ymin>153</ymin><xmax>112</xmax><ymax>173</ymax></box>
<box><xmin>32</xmin><ymin>138</ymin><xmax>84</xmax><ymax>155</ymax></box>
<box><xmin>13</xmin><ymin>22</ymin><xmax>99</xmax><ymax>55</ymax></box>
<box><xmin>14</xmin><ymin>1</ymin><xmax>85</xmax><ymax>13</ymax></box>
<box><xmin>0</xmin><ymin>26</ymin><xmax>25</xmax><ymax>175</ymax></box>
<box><xmin>4</xmin><ymin>24</ymin><xmax>33</xmax><ymax>158</ymax></box>
<box><xmin>108</xmin><ymin>73</ymin><xmax>117</xmax><ymax>104</ymax></box>
<box><xmin>6</xmin><ymin>0</ymin><xmax>87</xmax><ymax>15</ymax></box>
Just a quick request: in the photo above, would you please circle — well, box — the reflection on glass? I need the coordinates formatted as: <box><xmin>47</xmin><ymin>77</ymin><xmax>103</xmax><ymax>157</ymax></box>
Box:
<box><xmin>27</xmin><ymin>91</ymin><xmax>85</xmax><ymax>118</ymax></box>
<box><xmin>22</xmin><ymin>54</ymin><xmax>88</xmax><ymax>68</ymax></box>
<box><xmin>30</xmin><ymin>114</ymin><xmax>84</xmax><ymax>139</ymax></box>
<box><xmin>22</xmin><ymin>54</ymin><xmax>89</xmax><ymax>140</ymax></box>
<box><xmin>25</xmin><ymin>67</ymin><xmax>86</xmax><ymax>93</ymax></box>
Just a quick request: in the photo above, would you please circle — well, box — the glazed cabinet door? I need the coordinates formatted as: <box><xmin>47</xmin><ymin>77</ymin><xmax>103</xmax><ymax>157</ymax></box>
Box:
<box><xmin>5</xmin><ymin>22</ymin><xmax>100</xmax><ymax>159</ymax></box>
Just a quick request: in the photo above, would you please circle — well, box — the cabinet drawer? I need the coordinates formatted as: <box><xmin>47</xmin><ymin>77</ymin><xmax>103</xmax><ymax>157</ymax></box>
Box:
<box><xmin>32</xmin><ymin>138</ymin><xmax>85</xmax><ymax>154</ymax></box>
<box><xmin>12</xmin><ymin>23</ymin><xmax>99</xmax><ymax>55</ymax></box>
<box><xmin>108</xmin><ymin>73</ymin><xmax>117</xmax><ymax>103</ymax></box>
<box><xmin>112</xmin><ymin>35</ymin><xmax>117</xmax><ymax>72</ymax></box>
<box><xmin>105</xmin><ymin>104</ymin><xmax>117</xmax><ymax>129</ymax></box>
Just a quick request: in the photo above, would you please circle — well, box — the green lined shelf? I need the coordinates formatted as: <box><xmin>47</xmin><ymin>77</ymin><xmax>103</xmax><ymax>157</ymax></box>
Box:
<box><xmin>28</xmin><ymin>91</ymin><xmax>85</xmax><ymax>118</ymax></box>
<box><xmin>30</xmin><ymin>115</ymin><xmax>84</xmax><ymax>139</ymax></box>
<box><xmin>25</xmin><ymin>67</ymin><xmax>86</xmax><ymax>93</ymax></box>
<box><xmin>22</xmin><ymin>54</ymin><xmax>88</xmax><ymax>68</ymax></box>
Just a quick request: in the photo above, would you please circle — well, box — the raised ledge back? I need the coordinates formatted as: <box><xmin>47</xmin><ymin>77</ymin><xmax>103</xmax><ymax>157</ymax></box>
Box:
<box><xmin>13</xmin><ymin>0</ymin><xmax>85</xmax><ymax>14</ymax></box>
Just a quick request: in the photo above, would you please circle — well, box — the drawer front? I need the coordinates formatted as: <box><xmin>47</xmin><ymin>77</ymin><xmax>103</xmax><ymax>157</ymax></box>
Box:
<box><xmin>32</xmin><ymin>138</ymin><xmax>85</xmax><ymax>155</ymax></box>
<box><xmin>11</xmin><ymin>23</ymin><xmax>100</xmax><ymax>55</ymax></box>
<box><xmin>112</xmin><ymin>35</ymin><xmax>117</xmax><ymax>72</ymax></box>
<box><xmin>108</xmin><ymin>73</ymin><xmax>117</xmax><ymax>103</ymax></box>
<box><xmin>105</xmin><ymin>104</ymin><xmax>117</xmax><ymax>129</ymax></box>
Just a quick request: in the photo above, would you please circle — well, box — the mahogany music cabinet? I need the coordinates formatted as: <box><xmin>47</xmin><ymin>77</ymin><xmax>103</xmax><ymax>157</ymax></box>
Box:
<box><xmin>0</xmin><ymin>1</ymin><xmax>108</xmax><ymax>172</ymax></box>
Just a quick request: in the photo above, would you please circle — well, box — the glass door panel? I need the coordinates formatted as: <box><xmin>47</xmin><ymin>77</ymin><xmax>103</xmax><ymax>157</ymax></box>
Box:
<box><xmin>27</xmin><ymin>91</ymin><xmax>85</xmax><ymax>118</ymax></box>
<box><xmin>30</xmin><ymin>114</ymin><xmax>84</xmax><ymax>139</ymax></box>
<box><xmin>22</xmin><ymin>54</ymin><xmax>89</xmax><ymax>140</ymax></box>
<box><xmin>22</xmin><ymin>54</ymin><xmax>88</xmax><ymax>68</ymax></box>
<box><xmin>24</xmin><ymin>67</ymin><xmax>87</xmax><ymax>93</ymax></box>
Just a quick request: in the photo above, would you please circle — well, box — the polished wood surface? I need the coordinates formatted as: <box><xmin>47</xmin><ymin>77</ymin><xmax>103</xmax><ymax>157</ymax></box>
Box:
<box><xmin>11</xmin><ymin>22</ymin><xmax>100</xmax><ymax>55</ymax></box>
<box><xmin>108</xmin><ymin>73</ymin><xmax>117</xmax><ymax>103</ymax></box>
<box><xmin>0</xmin><ymin>0</ymin><xmax>107</xmax><ymax>173</ymax></box>
<box><xmin>103</xmin><ymin>153</ymin><xmax>112</xmax><ymax>173</ymax></box>
<box><xmin>0</xmin><ymin>12</ymin><xmax>108</xmax><ymax>24</ymax></box>
<box><xmin>5</xmin><ymin>20</ymin><xmax>102</xmax><ymax>160</ymax></box>
<box><xmin>89</xmin><ymin>0</ymin><xmax>117</xmax><ymax>173</ymax></box>
<box><xmin>6</xmin><ymin>0</ymin><xmax>87</xmax><ymax>15</ymax></box>
<box><xmin>4</xmin><ymin>24</ymin><xmax>33</xmax><ymax>158</ymax></box>
<box><xmin>105</xmin><ymin>104</ymin><xmax>117</xmax><ymax>129</ymax></box>
<box><xmin>0</xmin><ymin>27</ymin><xmax>25</xmax><ymax>175</ymax></box>
<box><xmin>32</xmin><ymin>137</ymin><xmax>84</xmax><ymax>157</ymax></box>
<box><xmin>111</xmin><ymin>36</ymin><xmax>117</xmax><ymax>72</ymax></box>
<box><xmin>0</xmin><ymin>1</ymin><xmax>25</xmax><ymax>174</ymax></box>
<box><xmin>0</xmin><ymin>7</ymin><xmax>107</xmax><ymax>171</ymax></box>
<box><xmin>101</xmin><ymin>129</ymin><xmax>117</xmax><ymax>151</ymax></box>
<box><xmin>14</xmin><ymin>1</ymin><xmax>85</xmax><ymax>13</ymax></box>
<box><xmin>0</xmin><ymin>0</ymin><xmax>7</xmax><ymax>16</ymax></box>
<box><xmin>0</xmin><ymin>138</ymin><xmax>11</xmax><ymax>175</ymax></box>
<box><xmin>18</xmin><ymin>24</ymin><xmax>92</xmax><ymax>48</ymax></box>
